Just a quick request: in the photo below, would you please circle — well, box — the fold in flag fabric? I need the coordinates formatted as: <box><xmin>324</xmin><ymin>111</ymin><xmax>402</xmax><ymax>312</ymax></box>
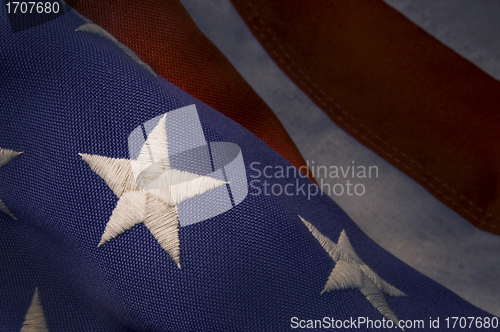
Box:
<box><xmin>230</xmin><ymin>0</ymin><xmax>500</xmax><ymax>235</ymax></box>
<box><xmin>73</xmin><ymin>0</ymin><xmax>311</xmax><ymax>180</ymax></box>
<box><xmin>0</xmin><ymin>5</ymin><xmax>497</xmax><ymax>331</ymax></box>
<box><xmin>177</xmin><ymin>0</ymin><xmax>500</xmax><ymax>318</ymax></box>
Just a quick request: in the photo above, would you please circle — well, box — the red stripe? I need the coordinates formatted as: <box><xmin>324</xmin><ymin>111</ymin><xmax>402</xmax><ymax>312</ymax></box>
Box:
<box><xmin>74</xmin><ymin>0</ymin><xmax>311</xmax><ymax>179</ymax></box>
<box><xmin>231</xmin><ymin>0</ymin><xmax>500</xmax><ymax>234</ymax></box>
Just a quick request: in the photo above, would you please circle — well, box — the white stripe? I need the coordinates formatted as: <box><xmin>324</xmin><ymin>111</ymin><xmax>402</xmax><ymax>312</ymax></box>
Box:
<box><xmin>180</xmin><ymin>0</ymin><xmax>500</xmax><ymax>315</ymax></box>
<box><xmin>384</xmin><ymin>0</ymin><xmax>500</xmax><ymax>81</ymax></box>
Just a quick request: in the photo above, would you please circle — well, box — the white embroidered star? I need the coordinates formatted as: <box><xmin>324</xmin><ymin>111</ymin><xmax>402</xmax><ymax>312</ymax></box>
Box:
<box><xmin>0</xmin><ymin>148</ymin><xmax>22</xmax><ymax>220</ymax></box>
<box><xmin>300</xmin><ymin>216</ymin><xmax>406</xmax><ymax>328</ymax></box>
<box><xmin>80</xmin><ymin>114</ymin><xmax>226</xmax><ymax>268</ymax></box>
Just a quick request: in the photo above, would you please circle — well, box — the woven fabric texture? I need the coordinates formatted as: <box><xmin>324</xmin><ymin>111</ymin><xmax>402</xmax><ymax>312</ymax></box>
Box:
<box><xmin>231</xmin><ymin>0</ymin><xmax>500</xmax><ymax>234</ymax></box>
<box><xmin>0</xmin><ymin>6</ymin><xmax>495</xmax><ymax>331</ymax></box>
<box><xmin>73</xmin><ymin>0</ymin><xmax>311</xmax><ymax>180</ymax></box>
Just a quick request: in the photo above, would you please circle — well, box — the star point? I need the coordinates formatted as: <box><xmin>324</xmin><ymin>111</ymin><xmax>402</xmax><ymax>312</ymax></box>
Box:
<box><xmin>0</xmin><ymin>148</ymin><xmax>22</xmax><ymax>220</ymax></box>
<box><xmin>81</xmin><ymin>113</ymin><xmax>226</xmax><ymax>268</ymax></box>
<box><xmin>300</xmin><ymin>216</ymin><xmax>406</xmax><ymax>328</ymax></box>
<box><xmin>21</xmin><ymin>288</ymin><xmax>49</xmax><ymax>332</ymax></box>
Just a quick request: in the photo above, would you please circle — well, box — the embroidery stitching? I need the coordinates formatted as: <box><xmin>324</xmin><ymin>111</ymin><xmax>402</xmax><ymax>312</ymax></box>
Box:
<box><xmin>0</xmin><ymin>148</ymin><xmax>22</xmax><ymax>220</ymax></box>
<box><xmin>299</xmin><ymin>216</ymin><xmax>406</xmax><ymax>328</ymax></box>
<box><xmin>21</xmin><ymin>288</ymin><xmax>49</xmax><ymax>332</ymax></box>
<box><xmin>80</xmin><ymin>114</ymin><xmax>227</xmax><ymax>268</ymax></box>
<box><xmin>238</xmin><ymin>1</ymin><xmax>497</xmax><ymax>230</ymax></box>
